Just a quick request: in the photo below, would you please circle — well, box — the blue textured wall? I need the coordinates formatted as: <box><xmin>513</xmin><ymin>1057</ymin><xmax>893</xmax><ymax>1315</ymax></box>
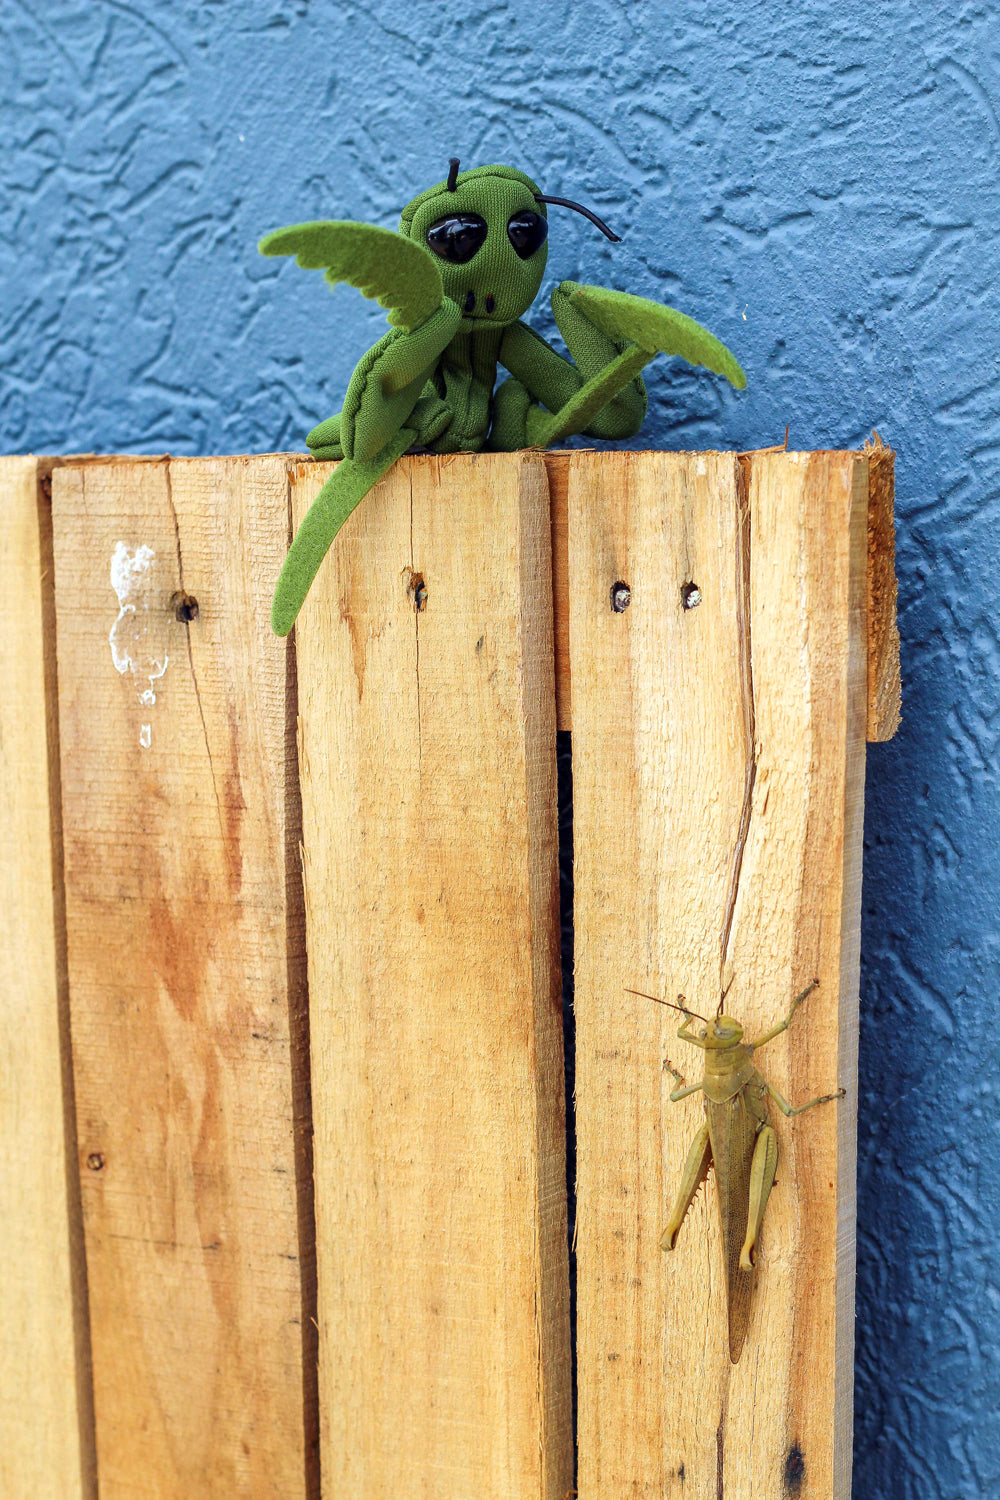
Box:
<box><xmin>3</xmin><ymin>2</ymin><xmax>998</xmax><ymax>1493</ymax></box>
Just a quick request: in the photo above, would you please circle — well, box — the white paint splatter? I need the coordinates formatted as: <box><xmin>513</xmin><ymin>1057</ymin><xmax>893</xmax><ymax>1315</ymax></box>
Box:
<box><xmin>110</xmin><ymin>542</ymin><xmax>171</xmax><ymax>746</ymax></box>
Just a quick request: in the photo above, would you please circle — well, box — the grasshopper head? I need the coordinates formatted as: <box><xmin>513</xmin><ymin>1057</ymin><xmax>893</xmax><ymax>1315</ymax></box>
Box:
<box><xmin>704</xmin><ymin>1015</ymin><xmax>744</xmax><ymax>1049</ymax></box>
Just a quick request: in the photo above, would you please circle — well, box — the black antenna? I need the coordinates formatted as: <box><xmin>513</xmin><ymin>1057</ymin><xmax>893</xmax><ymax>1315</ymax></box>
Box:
<box><xmin>534</xmin><ymin>194</ymin><xmax>621</xmax><ymax>242</ymax></box>
<box><xmin>447</xmin><ymin>157</ymin><xmax>460</xmax><ymax>192</ymax></box>
<box><xmin>625</xmin><ymin>988</ymin><xmax>709</xmax><ymax>1024</ymax></box>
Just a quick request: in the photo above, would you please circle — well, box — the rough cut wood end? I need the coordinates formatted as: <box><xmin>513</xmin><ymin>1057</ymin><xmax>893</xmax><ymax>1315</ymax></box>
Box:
<box><xmin>863</xmin><ymin>433</ymin><xmax>902</xmax><ymax>741</ymax></box>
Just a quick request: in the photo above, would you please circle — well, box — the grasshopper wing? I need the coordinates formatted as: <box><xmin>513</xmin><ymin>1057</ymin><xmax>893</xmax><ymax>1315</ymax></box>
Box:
<box><xmin>258</xmin><ymin>221</ymin><xmax>443</xmax><ymax>332</ymax></box>
<box><xmin>558</xmin><ymin>282</ymin><xmax>747</xmax><ymax>390</ymax></box>
<box><xmin>706</xmin><ymin>1091</ymin><xmax>759</xmax><ymax>1363</ymax></box>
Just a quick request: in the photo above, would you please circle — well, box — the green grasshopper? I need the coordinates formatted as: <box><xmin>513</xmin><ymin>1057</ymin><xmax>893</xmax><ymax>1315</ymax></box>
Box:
<box><xmin>628</xmin><ymin>981</ymin><xmax>845</xmax><ymax>1363</ymax></box>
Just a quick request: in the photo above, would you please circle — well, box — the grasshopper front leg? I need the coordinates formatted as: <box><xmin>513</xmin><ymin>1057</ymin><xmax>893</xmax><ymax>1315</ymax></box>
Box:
<box><xmin>662</xmin><ymin>1057</ymin><xmax>702</xmax><ymax>1102</ymax></box>
<box><xmin>661</xmin><ymin>1121</ymin><xmax>712</xmax><ymax>1251</ymax></box>
<box><xmin>749</xmin><ymin>978</ymin><xmax>819</xmax><ymax>1050</ymax></box>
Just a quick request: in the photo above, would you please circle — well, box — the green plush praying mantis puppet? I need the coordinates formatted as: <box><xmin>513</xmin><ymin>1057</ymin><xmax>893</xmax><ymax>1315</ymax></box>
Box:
<box><xmin>260</xmin><ymin>159</ymin><xmax>746</xmax><ymax>635</ymax></box>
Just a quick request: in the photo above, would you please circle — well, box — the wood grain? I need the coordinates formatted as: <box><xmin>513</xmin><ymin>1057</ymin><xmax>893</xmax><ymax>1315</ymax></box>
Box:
<box><xmin>544</xmin><ymin>447</ymin><xmax>897</xmax><ymax>739</ymax></box>
<box><xmin>50</xmin><ymin>457</ymin><xmax>316</xmax><ymax>1497</ymax></box>
<box><xmin>0</xmin><ymin>457</ymin><xmax>93</xmax><ymax>1499</ymax></box>
<box><xmin>294</xmin><ymin>451</ymin><xmax>572</xmax><ymax>1499</ymax></box>
<box><xmin>569</xmin><ymin>450</ymin><xmax>866</xmax><ymax>1499</ymax></box>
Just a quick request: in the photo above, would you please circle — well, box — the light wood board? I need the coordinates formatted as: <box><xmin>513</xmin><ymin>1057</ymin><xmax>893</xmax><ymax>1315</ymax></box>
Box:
<box><xmin>569</xmin><ymin>450</ymin><xmax>866</xmax><ymax>1499</ymax></box>
<box><xmin>544</xmin><ymin>445</ymin><xmax>897</xmax><ymax>741</ymax></box>
<box><xmin>50</xmin><ymin>457</ymin><xmax>317</xmax><ymax>1497</ymax></box>
<box><xmin>0</xmin><ymin>456</ymin><xmax>94</xmax><ymax>1498</ymax></box>
<box><xmin>294</xmin><ymin>451</ymin><xmax>572</xmax><ymax>1499</ymax></box>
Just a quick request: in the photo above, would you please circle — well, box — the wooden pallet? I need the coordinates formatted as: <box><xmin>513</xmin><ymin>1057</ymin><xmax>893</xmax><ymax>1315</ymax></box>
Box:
<box><xmin>0</xmin><ymin>446</ymin><xmax>897</xmax><ymax>1499</ymax></box>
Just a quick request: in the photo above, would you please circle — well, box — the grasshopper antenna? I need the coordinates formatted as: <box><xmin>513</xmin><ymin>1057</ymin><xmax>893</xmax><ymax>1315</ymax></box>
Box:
<box><xmin>716</xmin><ymin>974</ymin><xmax>736</xmax><ymax>1020</ymax></box>
<box><xmin>625</xmin><ymin>988</ymin><xmax>710</xmax><ymax>1024</ymax></box>
<box><xmin>534</xmin><ymin>193</ymin><xmax>622</xmax><ymax>242</ymax></box>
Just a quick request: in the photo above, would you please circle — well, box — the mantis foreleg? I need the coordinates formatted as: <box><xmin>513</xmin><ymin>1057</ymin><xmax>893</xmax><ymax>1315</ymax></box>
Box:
<box><xmin>661</xmin><ymin>1121</ymin><xmax>712</xmax><ymax>1251</ymax></box>
<box><xmin>739</xmin><ymin>1124</ymin><xmax>778</xmax><ymax>1270</ymax></box>
<box><xmin>271</xmin><ymin>426</ymin><xmax>414</xmax><ymax>636</ymax></box>
<box><xmin>527</xmin><ymin>343</ymin><xmax>652</xmax><ymax>446</ymax></box>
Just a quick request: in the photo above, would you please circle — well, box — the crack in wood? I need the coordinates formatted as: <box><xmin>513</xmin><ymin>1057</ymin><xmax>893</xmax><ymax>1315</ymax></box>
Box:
<box><xmin>720</xmin><ymin>456</ymin><xmax>757</xmax><ymax>990</ymax></box>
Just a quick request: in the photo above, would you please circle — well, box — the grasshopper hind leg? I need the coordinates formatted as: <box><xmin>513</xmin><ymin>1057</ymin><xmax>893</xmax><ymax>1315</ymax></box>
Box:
<box><xmin>661</xmin><ymin>1121</ymin><xmax>712</xmax><ymax>1251</ymax></box>
<box><xmin>739</xmin><ymin>1124</ymin><xmax>778</xmax><ymax>1271</ymax></box>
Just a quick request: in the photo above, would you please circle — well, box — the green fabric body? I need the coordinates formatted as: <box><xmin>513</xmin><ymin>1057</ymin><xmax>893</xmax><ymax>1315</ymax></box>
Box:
<box><xmin>339</xmin><ymin>299</ymin><xmax>463</xmax><ymax>461</ymax></box>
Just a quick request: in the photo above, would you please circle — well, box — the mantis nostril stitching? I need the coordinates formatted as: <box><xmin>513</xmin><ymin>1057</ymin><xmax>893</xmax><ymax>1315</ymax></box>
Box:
<box><xmin>485</xmin><ymin>294</ymin><xmax>495</xmax><ymax>314</ymax></box>
<box><xmin>464</xmin><ymin>290</ymin><xmax>475</xmax><ymax>314</ymax></box>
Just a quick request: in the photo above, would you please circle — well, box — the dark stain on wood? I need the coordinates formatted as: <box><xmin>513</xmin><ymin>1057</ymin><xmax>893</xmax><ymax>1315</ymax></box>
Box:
<box><xmin>784</xmin><ymin>1443</ymin><xmax>806</xmax><ymax>1495</ymax></box>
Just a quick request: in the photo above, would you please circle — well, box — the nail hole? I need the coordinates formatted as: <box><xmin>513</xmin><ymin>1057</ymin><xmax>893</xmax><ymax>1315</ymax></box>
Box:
<box><xmin>407</xmin><ymin>571</ymin><xmax>428</xmax><ymax>612</ymax></box>
<box><xmin>170</xmin><ymin>590</ymin><xmax>199</xmax><ymax>622</ymax></box>
<box><xmin>680</xmin><ymin>581</ymin><xmax>702</xmax><ymax>610</ymax></box>
<box><xmin>87</xmin><ymin>1152</ymin><xmax>105</xmax><ymax>1172</ymax></box>
<box><xmin>610</xmin><ymin>581</ymin><xmax>631</xmax><ymax>612</ymax></box>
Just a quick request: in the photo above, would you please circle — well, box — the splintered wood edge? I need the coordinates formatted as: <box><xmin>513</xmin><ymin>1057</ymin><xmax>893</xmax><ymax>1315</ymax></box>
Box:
<box><xmin>862</xmin><ymin>436</ymin><xmax>901</xmax><ymax>741</ymax></box>
<box><xmin>544</xmin><ymin>447</ymin><xmax>900</xmax><ymax>740</ymax></box>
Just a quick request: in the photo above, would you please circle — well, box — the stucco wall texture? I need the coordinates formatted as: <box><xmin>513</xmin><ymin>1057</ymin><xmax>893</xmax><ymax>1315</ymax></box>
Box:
<box><xmin>3</xmin><ymin>1</ymin><xmax>998</xmax><ymax>1494</ymax></box>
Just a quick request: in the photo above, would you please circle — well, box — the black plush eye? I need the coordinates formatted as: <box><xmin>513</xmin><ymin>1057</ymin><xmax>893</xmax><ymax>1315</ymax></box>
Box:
<box><xmin>506</xmin><ymin>211</ymin><xmax>548</xmax><ymax>259</ymax></box>
<box><xmin>425</xmin><ymin>214</ymin><xmax>488</xmax><ymax>264</ymax></box>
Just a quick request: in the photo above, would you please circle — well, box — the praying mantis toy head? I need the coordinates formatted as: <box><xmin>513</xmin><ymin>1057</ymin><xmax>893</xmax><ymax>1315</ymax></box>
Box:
<box><xmin>398</xmin><ymin>159</ymin><xmax>622</xmax><ymax>330</ymax></box>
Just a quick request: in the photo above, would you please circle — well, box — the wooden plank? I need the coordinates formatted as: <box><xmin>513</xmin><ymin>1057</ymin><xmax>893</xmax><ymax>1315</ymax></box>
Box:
<box><xmin>569</xmin><ymin>450</ymin><xmax>866</xmax><ymax>1499</ymax></box>
<box><xmin>545</xmin><ymin>452</ymin><xmax>571</xmax><ymax>732</ymax></box>
<box><xmin>294</xmin><ymin>452</ymin><xmax>571</xmax><ymax>1499</ymax></box>
<box><xmin>0</xmin><ymin>456</ymin><xmax>94</xmax><ymax>1499</ymax></box>
<box><xmin>863</xmin><ymin>434</ymin><xmax>901</xmax><ymax>740</ymax></box>
<box><xmin>51</xmin><ymin>457</ymin><xmax>316</xmax><ymax>1497</ymax></box>
<box><xmin>545</xmin><ymin>447</ymin><xmax>898</xmax><ymax>740</ymax></box>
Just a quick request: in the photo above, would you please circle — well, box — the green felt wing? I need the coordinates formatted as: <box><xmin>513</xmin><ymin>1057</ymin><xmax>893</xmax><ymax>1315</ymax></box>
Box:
<box><xmin>259</xmin><ymin>221</ymin><xmax>443</xmax><ymax>331</ymax></box>
<box><xmin>560</xmin><ymin>282</ymin><xmax>747</xmax><ymax>390</ymax></box>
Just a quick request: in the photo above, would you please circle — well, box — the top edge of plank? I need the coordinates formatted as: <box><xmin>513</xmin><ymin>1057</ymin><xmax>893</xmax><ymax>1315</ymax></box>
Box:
<box><xmin>10</xmin><ymin>447</ymin><xmax>898</xmax><ymax>742</ymax></box>
<box><xmin>9</xmin><ymin>447</ymin><xmax>883</xmax><ymax>467</ymax></box>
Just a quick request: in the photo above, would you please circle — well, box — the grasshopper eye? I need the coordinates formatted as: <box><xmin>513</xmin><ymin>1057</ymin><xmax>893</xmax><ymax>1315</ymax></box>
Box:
<box><xmin>506</xmin><ymin>210</ymin><xmax>548</xmax><ymax>259</ymax></box>
<box><xmin>425</xmin><ymin>213</ymin><xmax>488</xmax><ymax>264</ymax></box>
